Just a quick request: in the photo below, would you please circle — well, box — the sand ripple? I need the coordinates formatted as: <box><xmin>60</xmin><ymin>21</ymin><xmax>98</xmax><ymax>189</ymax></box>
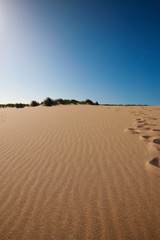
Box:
<box><xmin>0</xmin><ymin>106</ymin><xmax>160</xmax><ymax>239</ymax></box>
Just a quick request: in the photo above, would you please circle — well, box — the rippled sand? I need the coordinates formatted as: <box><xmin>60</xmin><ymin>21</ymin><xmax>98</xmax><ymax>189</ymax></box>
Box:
<box><xmin>0</xmin><ymin>105</ymin><xmax>160</xmax><ymax>240</ymax></box>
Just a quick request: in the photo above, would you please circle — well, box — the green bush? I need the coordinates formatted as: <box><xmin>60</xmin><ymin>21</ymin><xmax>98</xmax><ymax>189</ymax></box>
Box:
<box><xmin>43</xmin><ymin>97</ymin><xmax>53</xmax><ymax>106</ymax></box>
<box><xmin>30</xmin><ymin>100</ymin><xmax>39</xmax><ymax>107</ymax></box>
<box><xmin>15</xmin><ymin>103</ymin><xmax>25</xmax><ymax>108</ymax></box>
<box><xmin>85</xmin><ymin>99</ymin><xmax>94</xmax><ymax>105</ymax></box>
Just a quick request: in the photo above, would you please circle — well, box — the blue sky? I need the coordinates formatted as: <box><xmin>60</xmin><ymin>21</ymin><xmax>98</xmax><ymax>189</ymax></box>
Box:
<box><xmin>0</xmin><ymin>0</ymin><xmax>159</xmax><ymax>104</ymax></box>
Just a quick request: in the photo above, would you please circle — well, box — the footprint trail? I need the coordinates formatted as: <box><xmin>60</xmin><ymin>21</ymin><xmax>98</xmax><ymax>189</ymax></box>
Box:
<box><xmin>126</xmin><ymin>107</ymin><xmax>160</xmax><ymax>177</ymax></box>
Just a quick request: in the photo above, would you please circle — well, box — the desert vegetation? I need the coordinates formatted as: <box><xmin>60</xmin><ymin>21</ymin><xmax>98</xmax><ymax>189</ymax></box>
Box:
<box><xmin>0</xmin><ymin>103</ymin><xmax>29</xmax><ymax>108</ymax></box>
<box><xmin>0</xmin><ymin>98</ymin><xmax>99</xmax><ymax>108</ymax></box>
<box><xmin>42</xmin><ymin>97</ymin><xmax>99</xmax><ymax>106</ymax></box>
<box><xmin>30</xmin><ymin>101</ymin><xmax>40</xmax><ymax>107</ymax></box>
<box><xmin>0</xmin><ymin>98</ymin><xmax>148</xmax><ymax>108</ymax></box>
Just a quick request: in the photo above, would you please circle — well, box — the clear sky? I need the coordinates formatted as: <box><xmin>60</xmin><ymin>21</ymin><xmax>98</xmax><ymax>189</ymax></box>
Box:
<box><xmin>0</xmin><ymin>0</ymin><xmax>159</xmax><ymax>104</ymax></box>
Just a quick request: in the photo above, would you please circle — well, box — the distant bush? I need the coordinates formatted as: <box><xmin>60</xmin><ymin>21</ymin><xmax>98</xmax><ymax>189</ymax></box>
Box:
<box><xmin>30</xmin><ymin>100</ymin><xmax>39</xmax><ymax>107</ymax></box>
<box><xmin>85</xmin><ymin>99</ymin><xmax>94</xmax><ymax>105</ymax></box>
<box><xmin>71</xmin><ymin>99</ymin><xmax>79</xmax><ymax>104</ymax></box>
<box><xmin>0</xmin><ymin>103</ymin><xmax>28</xmax><ymax>108</ymax></box>
<box><xmin>52</xmin><ymin>100</ymin><xmax>58</xmax><ymax>105</ymax></box>
<box><xmin>43</xmin><ymin>97</ymin><xmax>53</xmax><ymax>106</ymax></box>
<box><xmin>15</xmin><ymin>103</ymin><xmax>26</xmax><ymax>108</ymax></box>
<box><xmin>56</xmin><ymin>98</ymin><xmax>65</xmax><ymax>104</ymax></box>
<box><xmin>6</xmin><ymin>103</ymin><xmax>15</xmax><ymax>108</ymax></box>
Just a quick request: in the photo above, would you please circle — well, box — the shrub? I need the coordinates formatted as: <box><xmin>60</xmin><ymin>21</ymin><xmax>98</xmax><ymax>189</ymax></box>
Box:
<box><xmin>85</xmin><ymin>99</ymin><xmax>94</xmax><ymax>105</ymax></box>
<box><xmin>56</xmin><ymin>98</ymin><xmax>65</xmax><ymax>104</ymax></box>
<box><xmin>71</xmin><ymin>99</ymin><xmax>78</xmax><ymax>104</ymax></box>
<box><xmin>30</xmin><ymin>100</ymin><xmax>39</xmax><ymax>107</ymax></box>
<box><xmin>43</xmin><ymin>97</ymin><xmax>53</xmax><ymax>106</ymax></box>
<box><xmin>15</xmin><ymin>103</ymin><xmax>25</xmax><ymax>108</ymax></box>
<box><xmin>6</xmin><ymin>103</ymin><xmax>15</xmax><ymax>108</ymax></box>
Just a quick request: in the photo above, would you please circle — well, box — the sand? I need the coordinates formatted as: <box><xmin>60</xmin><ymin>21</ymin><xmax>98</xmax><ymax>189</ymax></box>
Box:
<box><xmin>0</xmin><ymin>105</ymin><xmax>160</xmax><ymax>240</ymax></box>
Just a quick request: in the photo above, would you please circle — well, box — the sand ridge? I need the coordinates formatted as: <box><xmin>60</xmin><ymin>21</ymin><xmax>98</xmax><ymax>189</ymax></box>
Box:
<box><xmin>0</xmin><ymin>105</ymin><xmax>160</xmax><ymax>239</ymax></box>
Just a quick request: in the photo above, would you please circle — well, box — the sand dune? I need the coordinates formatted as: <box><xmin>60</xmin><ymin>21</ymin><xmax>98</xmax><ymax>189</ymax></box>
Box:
<box><xmin>0</xmin><ymin>105</ymin><xmax>160</xmax><ymax>239</ymax></box>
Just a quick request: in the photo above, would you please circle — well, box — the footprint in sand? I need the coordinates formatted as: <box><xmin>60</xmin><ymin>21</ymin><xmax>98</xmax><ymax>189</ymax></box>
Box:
<box><xmin>153</xmin><ymin>138</ymin><xmax>160</xmax><ymax>144</ymax></box>
<box><xmin>149</xmin><ymin>117</ymin><xmax>158</xmax><ymax>120</ymax></box>
<box><xmin>152</xmin><ymin>129</ymin><xmax>160</xmax><ymax>132</ymax></box>
<box><xmin>139</xmin><ymin>135</ymin><xmax>153</xmax><ymax>142</ymax></box>
<box><xmin>137</xmin><ymin>125</ymin><xmax>145</xmax><ymax>128</ymax></box>
<box><xmin>124</xmin><ymin>128</ymin><xmax>140</xmax><ymax>134</ymax></box>
<box><xmin>148</xmin><ymin>139</ymin><xmax>160</xmax><ymax>154</ymax></box>
<box><xmin>146</xmin><ymin>157</ymin><xmax>160</xmax><ymax>177</ymax></box>
<box><xmin>142</xmin><ymin>135</ymin><xmax>152</xmax><ymax>140</ymax></box>
<box><xmin>144</xmin><ymin>127</ymin><xmax>151</xmax><ymax>131</ymax></box>
<box><xmin>137</xmin><ymin>120</ymin><xmax>146</xmax><ymax>123</ymax></box>
<box><xmin>146</xmin><ymin>138</ymin><xmax>160</xmax><ymax>175</ymax></box>
<box><xmin>130</xmin><ymin>131</ymin><xmax>140</xmax><ymax>134</ymax></box>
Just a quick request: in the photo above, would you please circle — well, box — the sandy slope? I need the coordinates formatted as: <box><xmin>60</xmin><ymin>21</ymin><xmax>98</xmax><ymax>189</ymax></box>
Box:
<box><xmin>0</xmin><ymin>105</ymin><xmax>160</xmax><ymax>240</ymax></box>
